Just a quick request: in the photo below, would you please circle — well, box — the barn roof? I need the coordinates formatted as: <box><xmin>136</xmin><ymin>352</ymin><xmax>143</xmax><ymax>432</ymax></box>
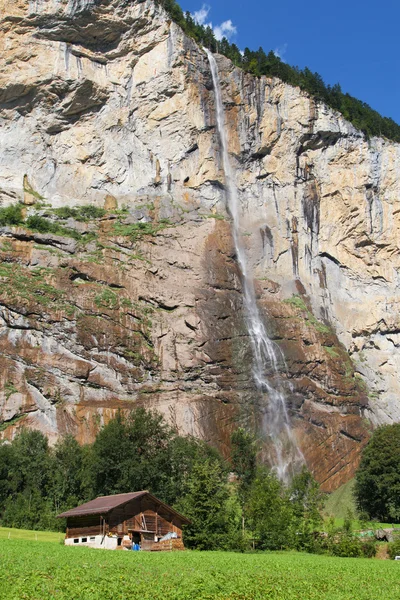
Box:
<box><xmin>57</xmin><ymin>491</ymin><xmax>190</xmax><ymax>523</ymax></box>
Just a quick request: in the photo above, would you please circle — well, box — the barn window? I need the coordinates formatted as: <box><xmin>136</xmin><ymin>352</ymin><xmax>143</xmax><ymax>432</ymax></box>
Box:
<box><xmin>117</xmin><ymin>538</ymin><xmax>122</xmax><ymax>546</ymax></box>
<box><xmin>90</xmin><ymin>537</ymin><xmax>95</xmax><ymax>542</ymax></box>
<box><xmin>73</xmin><ymin>539</ymin><xmax>79</xmax><ymax>544</ymax></box>
<box><xmin>81</xmin><ymin>538</ymin><xmax>87</xmax><ymax>543</ymax></box>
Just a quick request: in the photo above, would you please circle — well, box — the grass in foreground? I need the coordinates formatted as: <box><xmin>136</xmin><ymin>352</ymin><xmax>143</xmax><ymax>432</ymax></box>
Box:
<box><xmin>1</xmin><ymin>539</ymin><xmax>400</xmax><ymax>600</ymax></box>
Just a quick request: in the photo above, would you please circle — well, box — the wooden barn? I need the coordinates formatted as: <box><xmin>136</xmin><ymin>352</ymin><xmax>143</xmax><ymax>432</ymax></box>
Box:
<box><xmin>57</xmin><ymin>491</ymin><xmax>190</xmax><ymax>551</ymax></box>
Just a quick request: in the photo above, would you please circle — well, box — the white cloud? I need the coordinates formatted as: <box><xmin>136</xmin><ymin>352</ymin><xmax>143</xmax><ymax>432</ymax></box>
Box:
<box><xmin>193</xmin><ymin>4</ymin><xmax>211</xmax><ymax>26</ymax></box>
<box><xmin>273</xmin><ymin>43</ymin><xmax>288</xmax><ymax>62</ymax></box>
<box><xmin>213</xmin><ymin>19</ymin><xmax>237</xmax><ymax>42</ymax></box>
<box><xmin>192</xmin><ymin>4</ymin><xmax>237</xmax><ymax>42</ymax></box>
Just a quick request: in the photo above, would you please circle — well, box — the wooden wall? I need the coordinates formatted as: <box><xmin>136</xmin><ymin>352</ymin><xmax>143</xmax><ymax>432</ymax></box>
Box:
<box><xmin>108</xmin><ymin>496</ymin><xmax>184</xmax><ymax>538</ymax></box>
<box><xmin>66</xmin><ymin>514</ymin><xmax>104</xmax><ymax>538</ymax></box>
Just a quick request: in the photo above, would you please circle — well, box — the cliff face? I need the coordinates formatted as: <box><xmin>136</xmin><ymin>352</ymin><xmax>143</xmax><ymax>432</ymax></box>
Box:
<box><xmin>1</xmin><ymin>0</ymin><xmax>399</xmax><ymax>490</ymax></box>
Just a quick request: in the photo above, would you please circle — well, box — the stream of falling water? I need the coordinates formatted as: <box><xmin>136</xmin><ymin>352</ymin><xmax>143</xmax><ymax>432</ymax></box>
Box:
<box><xmin>205</xmin><ymin>49</ymin><xmax>303</xmax><ymax>482</ymax></box>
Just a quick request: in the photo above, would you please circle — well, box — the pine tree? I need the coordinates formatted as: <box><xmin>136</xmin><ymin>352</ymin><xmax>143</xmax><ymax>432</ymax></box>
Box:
<box><xmin>176</xmin><ymin>459</ymin><xmax>235</xmax><ymax>550</ymax></box>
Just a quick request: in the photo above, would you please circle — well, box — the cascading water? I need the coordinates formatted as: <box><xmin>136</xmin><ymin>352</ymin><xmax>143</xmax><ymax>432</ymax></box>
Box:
<box><xmin>205</xmin><ymin>49</ymin><xmax>303</xmax><ymax>482</ymax></box>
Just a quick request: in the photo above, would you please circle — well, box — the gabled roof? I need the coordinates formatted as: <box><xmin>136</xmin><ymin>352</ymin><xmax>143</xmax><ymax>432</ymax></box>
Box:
<box><xmin>57</xmin><ymin>491</ymin><xmax>147</xmax><ymax>518</ymax></box>
<box><xmin>57</xmin><ymin>491</ymin><xmax>190</xmax><ymax>523</ymax></box>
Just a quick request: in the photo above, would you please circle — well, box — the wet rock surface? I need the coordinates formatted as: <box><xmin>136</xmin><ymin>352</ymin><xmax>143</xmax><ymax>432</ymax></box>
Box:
<box><xmin>0</xmin><ymin>210</ymin><xmax>370</xmax><ymax>491</ymax></box>
<box><xmin>0</xmin><ymin>0</ymin><xmax>398</xmax><ymax>490</ymax></box>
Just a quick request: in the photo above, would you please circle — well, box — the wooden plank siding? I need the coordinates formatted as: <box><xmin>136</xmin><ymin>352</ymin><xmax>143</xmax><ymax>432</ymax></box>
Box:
<box><xmin>107</xmin><ymin>497</ymin><xmax>183</xmax><ymax>538</ymax></box>
<box><xmin>66</xmin><ymin>515</ymin><xmax>105</xmax><ymax>538</ymax></box>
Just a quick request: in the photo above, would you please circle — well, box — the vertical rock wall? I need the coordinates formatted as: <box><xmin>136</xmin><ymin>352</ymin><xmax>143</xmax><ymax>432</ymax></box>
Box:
<box><xmin>0</xmin><ymin>0</ymin><xmax>399</xmax><ymax>489</ymax></box>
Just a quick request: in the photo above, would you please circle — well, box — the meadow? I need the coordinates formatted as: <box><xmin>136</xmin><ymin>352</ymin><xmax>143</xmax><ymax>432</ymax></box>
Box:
<box><xmin>0</xmin><ymin>527</ymin><xmax>62</xmax><ymax>543</ymax></box>
<box><xmin>0</xmin><ymin>535</ymin><xmax>400</xmax><ymax>600</ymax></box>
<box><xmin>323</xmin><ymin>479</ymin><xmax>400</xmax><ymax>529</ymax></box>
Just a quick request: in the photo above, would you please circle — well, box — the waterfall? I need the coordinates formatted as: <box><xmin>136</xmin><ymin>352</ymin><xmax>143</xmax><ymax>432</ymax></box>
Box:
<box><xmin>205</xmin><ymin>49</ymin><xmax>303</xmax><ymax>482</ymax></box>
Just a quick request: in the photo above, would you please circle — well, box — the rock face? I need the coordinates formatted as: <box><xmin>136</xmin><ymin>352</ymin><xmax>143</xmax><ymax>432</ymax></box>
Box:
<box><xmin>1</xmin><ymin>0</ymin><xmax>399</xmax><ymax>490</ymax></box>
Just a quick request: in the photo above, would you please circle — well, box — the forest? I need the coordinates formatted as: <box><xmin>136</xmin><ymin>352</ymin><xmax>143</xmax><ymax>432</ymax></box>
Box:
<box><xmin>155</xmin><ymin>0</ymin><xmax>400</xmax><ymax>143</ymax></box>
<box><xmin>0</xmin><ymin>407</ymin><xmax>390</xmax><ymax>558</ymax></box>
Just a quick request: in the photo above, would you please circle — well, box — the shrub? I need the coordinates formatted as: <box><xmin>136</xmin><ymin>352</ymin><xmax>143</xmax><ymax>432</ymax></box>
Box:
<box><xmin>77</xmin><ymin>206</ymin><xmax>106</xmax><ymax>220</ymax></box>
<box><xmin>51</xmin><ymin>207</ymin><xmax>76</xmax><ymax>220</ymax></box>
<box><xmin>330</xmin><ymin>534</ymin><xmax>363</xmax><ymax>558</ymax></box>
<box><xmin>361</xmin><ymin>539</ymin><xmax>377</xmax><ymax>558</ymax></box>
<box><xmin>388</xmin><ymin>539</ymin><xmax>400</xmax><ymax>560</ymax></box>
<box><xmin>26</xmin><ymin>215</ymin><xmax>55</xmax><ymax>234</ymax></box>
<box><xmin>25</xmin><ymin>215</ymin><xmax>81</xmax><ymax>240</ymax></box>
<box><xmin>52</xmin><ymin>205</ymin><xmax>106</xmax><ymax>221</ymax></box>
<box><xmin>0</xmin><ymin>203</ymin><xmax>24</xmax><ymax>226</ymax></box>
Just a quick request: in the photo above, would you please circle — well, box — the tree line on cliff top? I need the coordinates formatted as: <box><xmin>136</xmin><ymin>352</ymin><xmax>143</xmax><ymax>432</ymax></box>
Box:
<box><xmin>155</xmin><ymin>0</ymin><xmax>400</xmax><ymax>143</ymax></box>
<box><xmin>1</xmin><ymin>407</ymin><xmax>397</xmax><ymax>557</ymax></box>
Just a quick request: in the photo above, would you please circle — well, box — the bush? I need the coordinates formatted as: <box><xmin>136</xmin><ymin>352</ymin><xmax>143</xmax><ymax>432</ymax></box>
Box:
<box><xmin>25</xmin><ymin>215</ymin><xmax>81</xmax><ymax>240</ymax></box>
<box><xmin>52</xmin><ymin>205</ymin><xmax>106</xmax><ymax>221</ymax></box>
<box><xmin>246</xmin><ymin>469</ymin><xmax>295</xmax><ymax>551</ymax></box>
<box><xmin>175</xmin><ymin>459</ymin><xmax>237</xmax><ymax>551</ymax></box>
<box><xmin>78</xmin><ymin>206</ymin><xmax>106</xmax><ymax>220</ymax></box>
<box><xmin>318</xmin><ymin>518</ymin><xmax>375</xmax><ymax>558</ymax></box>
<box><xmin>329</xmin><ymin>534</ymin><xmax>363</xmax><ymax>558</ymax></box>
<box><xmin>361</xmin><ymin>539</ymin><xmax>377</xmax><ymax>558</ymax></box>
<box><xmin>25</xmin><ymin>215</ymin><xmax>56</xmax><ymax>234</ymax></box>
<box><xmin>0</xmin><ymin>204</ymin><xmax>24</xmax><ymax>226</ymax></box>
<box><xmin>51</xmin><ymin>207</ymin><xmax>76</xmax><ymax>220</ymax></box>
<box><xmin>388</xmin><ymin>539</ymin><xmax>400</xmax><ymax>560</ymax></box>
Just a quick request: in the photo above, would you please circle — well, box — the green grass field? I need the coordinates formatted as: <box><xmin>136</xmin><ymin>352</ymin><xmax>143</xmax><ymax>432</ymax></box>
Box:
<box><xmin>0</xmin><ymin>526</ymin><xmax>63</xmax><ymax>543</ymax></box>
<box><xmin>324</xmin><ymin>479</ymin><xmax>400</xmax><ymax>530</ymax></box>
<box><xmin>1</xmin><ymin>538</ymin><xmax>400</xmax><ymax>600</ymax></box>
<box><xmin>324</xmin><ymin>479</ymin><xmax>357</xmax><ymax>520</ymax></box>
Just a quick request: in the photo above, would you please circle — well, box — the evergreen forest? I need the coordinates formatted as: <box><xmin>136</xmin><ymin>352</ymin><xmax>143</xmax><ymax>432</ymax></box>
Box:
<box><xmin>0</xmin><ymin>408</ymin><xmax>384</xmax><ymax>558</ymax></box>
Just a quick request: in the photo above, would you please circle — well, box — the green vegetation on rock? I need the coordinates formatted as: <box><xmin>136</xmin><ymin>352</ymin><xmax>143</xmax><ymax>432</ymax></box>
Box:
<box><xmin>0</xmin><ymin>263</ymin><xmax>65</xmax><ymax>308</ymax></box>
<box><xmin>206</xmin><ymin>213</ymin><xmax>226</xmax><ymax>220</ymax></box>
<box><xmin>284</xmin><ymin>295</ymin><xmax>331</xmax><ymax>334</ymax></box>
<box><xmin>23</xmin><ymin>176</ymin><xmax>44</xmax><ymax>201</ymax></box>
<box><xmin>94</xmin><ymin>288</ymin><xmax>119</xmax><ymax>310</ymax></box>
<box><xmin>4</xmin><ymin>382</ymin><xmax>18</xmax><ymax>400</ymax></box>
<box><xmin>284</xmin><ymin>295</ymin><xmax>308</xmax><ymax>311</ymax></box>
<box><xmin>0</xmin><ymin>203</ymin><xmax>99</xmax><ymax>242</ymax></box>
<box><xmin>51</xmin><ymin>205</ymin><xmax>106</xmax><ymax>221</ymax></box>
<box><xmin>323</xmin><ymin>345</ymin><xmax>340</xmax><ymax>358</ymax></box>
<box><xmin>112</xmin><ymin>219</ymin><xmax>171</xmax><ymax>243</ymax></box>
<box><xmin>26</xmin><ymin>215</ymin><xmax>84</xmax><ymax>241</ymax></box>
<box><xmin>0</xmin><ymin>415</ymin><xmax>24</xmax><ymax>433</ymax></box>
<box><xmin>0</xmin><ymin>204</ymin><xmax>24</xmax><ymax>227</ymax></box>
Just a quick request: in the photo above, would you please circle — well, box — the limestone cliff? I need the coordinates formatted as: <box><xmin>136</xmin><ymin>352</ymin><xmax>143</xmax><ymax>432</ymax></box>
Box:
<box><xmin>1</xmin><ymin>0</ymin><xmax>399</xmax><ymax>490</ymax></box>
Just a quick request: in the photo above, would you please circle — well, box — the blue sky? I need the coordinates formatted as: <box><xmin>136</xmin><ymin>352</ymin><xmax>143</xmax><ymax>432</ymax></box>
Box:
<box><xmin>180</xmin><ymin>0</ymin><xmax>400</xmax><ymax>124</ymax></box>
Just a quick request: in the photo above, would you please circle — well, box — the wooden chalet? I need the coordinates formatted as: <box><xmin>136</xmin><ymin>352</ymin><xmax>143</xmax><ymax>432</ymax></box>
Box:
<box><xmin>57</xmin><ymin>491</ymin><xmax>190</xmax><ymax>551</ymax></box>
